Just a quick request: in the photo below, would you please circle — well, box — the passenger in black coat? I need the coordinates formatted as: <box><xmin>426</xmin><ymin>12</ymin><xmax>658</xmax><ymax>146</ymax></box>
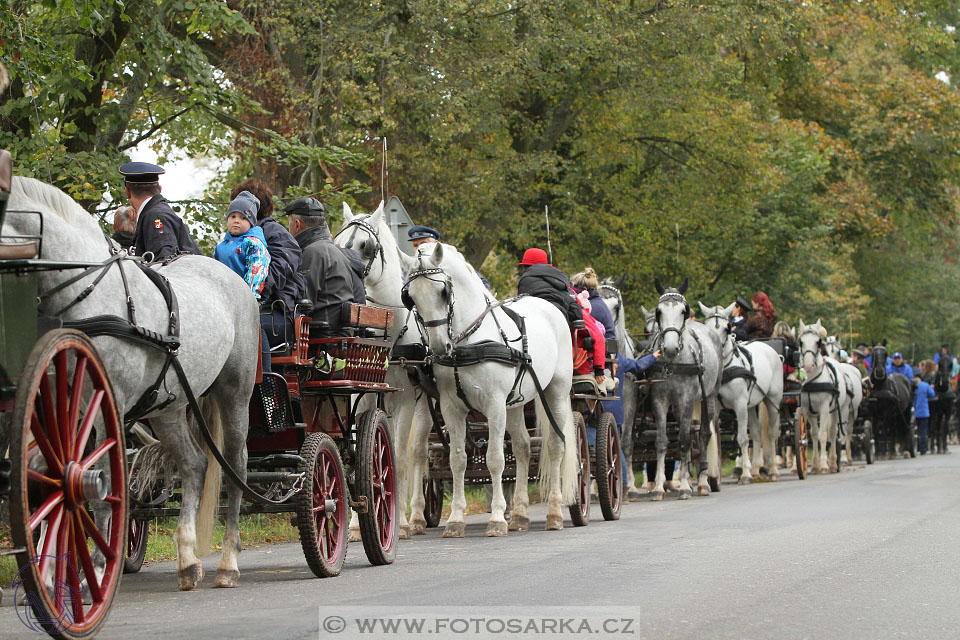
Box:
<box><xmin>516</xmin><ymin>248</ymin><xmax>582</xmax><ymax>325</ymax></box>
<box><xmin>339</xmin><ymin>247</ymin><xmax>368</xmax><ymax>304</ymax></box>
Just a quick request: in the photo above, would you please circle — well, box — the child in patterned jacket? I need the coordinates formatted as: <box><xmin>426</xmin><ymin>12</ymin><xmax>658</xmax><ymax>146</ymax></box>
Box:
<box><xmin>214</xmin><ymin>190</ymin><xmax>271</xmax><ymax>300</ymax></box>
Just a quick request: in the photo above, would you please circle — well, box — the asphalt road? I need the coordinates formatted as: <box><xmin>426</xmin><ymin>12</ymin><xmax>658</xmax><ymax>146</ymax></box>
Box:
<box><xmin>3</xmin><ymin>454</ymin><xmax>959</xmax><ymax>640</ymax></box>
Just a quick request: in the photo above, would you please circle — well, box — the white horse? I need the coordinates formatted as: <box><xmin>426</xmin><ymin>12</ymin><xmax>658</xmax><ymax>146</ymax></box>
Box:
<box><xmin>403</xmin><ymin>243</ymin><xmax>578</xmax><ymax>535</ymax></box>
<box><xmin>6</xmin><ymin>177</ymin><xmax>259</xmax><ymax>591</ymax></box>
<box><xmin>823</xmin><ymin>334</ymin><xmax>863</xmax><ymax>465</ymax></box>
<box><xmin>797</xmin><ymin>320</ymin><xmax>860</xmax><ymax>473</ymax></box>
<box><xmin>699</xmin><ymin>302</ymin><xmax>784</xmax><ymax>482</ymax></box>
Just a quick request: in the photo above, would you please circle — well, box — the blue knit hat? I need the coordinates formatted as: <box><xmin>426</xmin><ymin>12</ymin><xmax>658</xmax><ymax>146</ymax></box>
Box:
<box><xmin>227</xmin><ymin>190</ymin><xmax>260</xmax><ymax>228</ymax></box>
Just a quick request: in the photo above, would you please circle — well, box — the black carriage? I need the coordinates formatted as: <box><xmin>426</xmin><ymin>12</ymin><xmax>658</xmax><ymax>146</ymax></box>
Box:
<box><xmin>1</xmin><ymin>151</ymin><xmax>129</xmax><ymax>639</ymax></box>
<box><xmin>125</xmin><ymin>303</ymin><xmax>401</xmax><ymax>578</ymax></box>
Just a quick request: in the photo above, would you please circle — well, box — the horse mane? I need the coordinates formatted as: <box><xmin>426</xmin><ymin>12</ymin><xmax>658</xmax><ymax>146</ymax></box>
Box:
<box><xmin>11</xmin><ymin>176</ymin><xmax>103</xmax><ymax>236</ymax></box>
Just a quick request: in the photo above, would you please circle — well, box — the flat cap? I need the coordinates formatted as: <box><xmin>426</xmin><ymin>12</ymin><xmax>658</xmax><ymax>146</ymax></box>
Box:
<box><xmin>282</xmin><ymin>197</ymin><xmax>325</xmax><ymax>217</ymax></box>
<box><xmin>120</xmin><ymin>161</ymin><xmax>165</xmax><ymax>184</ymax></box>
<box><xmin>408</xmin><ymin>225</ymin><xmax>441</xmax><ymax>241</ymax></box>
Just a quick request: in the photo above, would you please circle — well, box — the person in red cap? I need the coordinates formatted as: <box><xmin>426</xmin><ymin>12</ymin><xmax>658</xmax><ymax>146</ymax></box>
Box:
<box><xmin>517</xmin><ymin>247</ymin><xmax>584</xmax><ymax>327</ymax></box>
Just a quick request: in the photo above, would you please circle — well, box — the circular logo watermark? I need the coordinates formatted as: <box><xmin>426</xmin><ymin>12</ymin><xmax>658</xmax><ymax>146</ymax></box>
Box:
<box><xmin>12</xmin><ymin>553</ymin><xmax>83</xmax><ymax>635</ymax></box>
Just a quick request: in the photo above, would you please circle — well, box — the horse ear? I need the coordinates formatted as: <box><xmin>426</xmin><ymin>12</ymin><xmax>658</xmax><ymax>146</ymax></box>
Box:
<box><xmin>654</xmin><ymin>278</ymin><xmax>664</xmax><ymax>295</ymax></box>
<box><xmin>678</xmin><ymin>277</ymin><xmax>689</xmax><ymax>294</ymax></box>
<box><xmin>882</xmin><ymin>338</ymin><xmax>888</xmax><ymax>347</ymax></box>
<box><xmin>640</xmin><ymin>304</ymin><xmax>651</xmax><ymax>318</ymax></box>
<box><xmin>342</xmin><ymin>202</ymin><xmax>354</xmax><ymax>222</ymax></box>
<box><xmin>397</xmin><ymin>248</ymin><xmax>417</xmax><ymax>271</ymax></box>
<box><xmin>698</xmin><ymin>301</ymin><xmax>710</xmax><ymax>316</ymax></box>
<box><xmin>799</xmin><ymin>319</ymin><xmax>806</xmax><ymax>332</ymax></box>
<box><xmin>613</xmin><ymin>273</ymin><xmax>626</xmax><ymax>290</ymax></box>
<box><xmin>429</xmin><ymin>242</ymin><xmax>445</xmax><ymax>267</ymax></box>
<box><xmin>723</xmin><ymin>302</ymin><xmax>736</xmax><ymax>317</ymax></box>
<box><xmin>369</xmin><ymin>200</ymin><xmax>384</xmax><ymax>227</ymax></box>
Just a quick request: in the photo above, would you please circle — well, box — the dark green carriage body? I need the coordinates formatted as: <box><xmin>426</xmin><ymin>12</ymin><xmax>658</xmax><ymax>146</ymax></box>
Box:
<box><xmin>0</xmin><ymin>271</ymin><xmax>39</xmax><ymax>398</ymax></box>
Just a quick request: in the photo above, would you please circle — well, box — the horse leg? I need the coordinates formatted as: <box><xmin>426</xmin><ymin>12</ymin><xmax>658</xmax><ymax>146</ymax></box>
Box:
<box><xmin>388</xmin><ymin>388</ymin><xmax>415</xmax><ymax>539</ymax></box>
<box><xmin>621</xmin><ymin>373</ymin><xmax>642</xmax><ymax>500</ymax></box>
<box><xmin>540</xmin><ymin>383</ymin><xmax>574</xmax><ymax>531</ymax></box>
<box><xmin>211</xmin><ymin>396</ymin><xmax>247</xmax><ymax>588</ymax></box>
<box><xmin>651</xmin><ymin>396</ymin><xmax>668</xmax><ymax>501</ymax></box>
<box><xmin>762</xmin><ymin>398</ymin><xmax>781</xmax><ymax>481</ymax></box>
<box><xmin>442</xmin><ymin>402</ymin><xmax>469</xmax><ymax>538</ymax></box>
<box><xmin>505</xmin><ymin>406</ymin><xmax>531</xmax><ymax>531</ymax></box>
<box><xmin>482</xmin><ymin>403</ymin><xmax>509</xmax><ymax>537</ymax></box>
<box><xmin>151</xmin><ymin>413</ymin><xmax>208</xmax><ymax>590</ymax></box>
<box><xmin>750</xmin><ymin>407</ymin><xmax>765</xmax><ymax>476</ymax></box>
<box><xmin>827</xmin><ymin>411</ymin><xmax>839</xmax><ymax>472</ymax></box>
<box><xmin>676</xmin><ymin>406</ymin><xmax>692</xmax><ymax>500</ymax></box>
<box><xmin>698</xmin><ymin>395</ymin><xmax>718</xmax><ymax>496</ymax></box>
<box><xmin>735</xmin><ymin>401</ymin><xmax>752</xmax><ymax>484</ymax></box>
<box><xmin>407</xmin><ymin>396</ymin><xmax>433</xmax><ymax>535</ymax></box>
<box><xmin>807</xmin><ymin>410</ymin><xmax>821</xmax><ymax>474</ymax></box>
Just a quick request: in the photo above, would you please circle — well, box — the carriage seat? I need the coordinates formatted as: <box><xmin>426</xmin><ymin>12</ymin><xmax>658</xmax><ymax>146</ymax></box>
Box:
<box><xmin>0</xmin><ymin>149</ymin><xmax>40</xmax><ymax>260</ymax></box>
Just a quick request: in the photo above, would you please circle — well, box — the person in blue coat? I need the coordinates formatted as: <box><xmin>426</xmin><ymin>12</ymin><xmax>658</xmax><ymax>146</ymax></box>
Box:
<box><xmin>886</xmin><ymin>352</ymin><xmax>914</xmax><ymax>379</ymax></box>
<box><xmin>914</xmin><ymin>375</ymin><xmax>936</xmax><ymax>454</ymax></box>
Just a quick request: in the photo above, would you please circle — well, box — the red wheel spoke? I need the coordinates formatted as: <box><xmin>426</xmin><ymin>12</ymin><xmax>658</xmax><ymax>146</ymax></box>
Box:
<box><xmin>27</xmin><ymin>468</ymin><xmax>62</xmax><ymax>488</ymax></box>
<box><xmin>29</xmin><ymin>490</ymin><xmax>64</xmax><ymax>531</ymax></box>
<box><xmin>38</xmin><ymin>504</ymin><xmax>65</xmax><ymax>579</ymax></box>
<box><xmin>72</xmin><ymin>512</ymin><xmax>103</xmax><ymax>603</ymax></box>
<box><xmin>103</xmin><ymin>494</ymin><xmax>123</xmax><ymax>505</ymax></box>
<box><xmin>38</xmin><ymin>372</ymin><xmax>64</xmax><ymax>460</ymax></box>
<box><xmin>78</xmin><ymin>508</ymin><xmax>116</xmax><ymax>561</ymax></box>
<box><xmin>30</xmin><ymin>411</ymin><xmax>64</xmax><ymax>475</ymax></box>
<box><xmin>73</xmin><ymin>388</ymin><xmax>103</xmax><ymax>461</ymax></box>
<box><xmin>55</xmin><ymin>351</ymin><xmax>73</xmax><ymax>456</ymax></box>
<box><xmin>66</xmin><ymin>527</ymin><xmax>85</xmax><ymax>624</ymax></box>
<box><xmin>67</xmin><ymin>355</ymin><xmax>89</xmax><ymax>448</ymax></box>
<box><xmin>79</xmin><ymin>438</ymin><xmax>116</xmax><ymax>469</ymax></box>
<box><xmin>55</xmin><ymin>509</ymin><xmax>71</xmax><ymax>605</ymax></box>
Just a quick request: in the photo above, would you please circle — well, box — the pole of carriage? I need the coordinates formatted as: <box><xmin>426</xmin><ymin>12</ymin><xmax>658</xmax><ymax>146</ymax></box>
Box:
<box><xmin>545</xmin><ymin>205</ymin><xmax>553</xmax><ymax>264</ymax></box>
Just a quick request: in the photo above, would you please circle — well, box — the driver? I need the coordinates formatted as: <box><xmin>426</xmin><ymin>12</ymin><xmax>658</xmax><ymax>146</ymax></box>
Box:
<box><xmin>119</xmin><ymin>162</ymin><xmax>201</xmax><ymax>260</ymax></box>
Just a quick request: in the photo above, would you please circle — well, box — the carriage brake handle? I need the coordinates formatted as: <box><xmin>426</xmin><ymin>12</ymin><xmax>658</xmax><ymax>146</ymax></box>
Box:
<box><xmin>349</xmin><ymin>495</ymin><xmax>369</xmax><ymax>514</ymax></box>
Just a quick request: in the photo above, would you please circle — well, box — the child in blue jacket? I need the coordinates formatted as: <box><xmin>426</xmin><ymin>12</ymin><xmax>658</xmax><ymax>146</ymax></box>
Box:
<box><xmin>913</xmin><ymin>375</ymin><xmax>936</xmax><ymax>454</ymax></box>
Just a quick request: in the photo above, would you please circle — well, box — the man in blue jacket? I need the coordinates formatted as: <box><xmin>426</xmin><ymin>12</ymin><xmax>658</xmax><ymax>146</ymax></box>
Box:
<box><xmin>887</xmin><ymin>352</ymin><xmax>914</xmax><ymax>379</ymax></box>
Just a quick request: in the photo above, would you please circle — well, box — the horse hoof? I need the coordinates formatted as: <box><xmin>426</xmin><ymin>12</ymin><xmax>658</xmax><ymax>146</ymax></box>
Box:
<box><xmin>627</xmin><ymin>489</ymin><xmax>645</xmax><ymax>501</ymax></box>
<box><xmin>349</xmin><ymin>527</ymin><xmax>361</xmax><ymax>543</ymax></box>
<box><xmin>442</xmin><ymin>522</ymin><xmax>465</xmax><ymax>538</ymax></box>
<box><xmin>698</xmin><ymin>486</ymin><xmax>710</xmax><ymax>497</ymax></box>
<box><xmin>486</xmin><ymin>521</ymin><xmax>508</xmax><ymax>537</ymax></box>
<box><xmin>410</xmin><ymin>521</ymin><xmax>427</xmax><ymax>536</ymax></box>
<box><xmin>789</xmin><ymin>469</ymin><xmax>798</xmax><ymax>475</ymax></box>
<box><xmin>178</xmin><ymin>564</ymin><xmax>204</xmax><ymax>591</ymax></box>
<box><xmin>758</xmin><ymin>466</ymin><xmax>769</xmax><ymax>478</ymax></box>
<box><xmin>398</xmin><ymin>524</ymin><xmax>411</xmax><ymax>540</ymax></box>
<box><xmin>768</xmin><ymin>473</ymin><xmax>780</xmax><ymax>482</ymax></box>
<box><xmin>651</xmin><ymin>490</ymin><xmax>665</xmax><ymax>502</ymax></box>
<box><xmin>829</xmin><ymin>465</ymin><xmax>838</xmax><ymax>473</ymax></box>
<box><xmin>733</xmin><ymin>466</ymin><xmax>743</xmax><ymax>478</ymax></box>
<box><xmin>678</xmin><ymin>490</ymin><xmax>691</xmax><ymax>500</ymax></box>
<box><xmin>508</xmin><ymin>514</ymin><xmax>530</xmax><ymax>531</ymax></box>
<box><xmin>545</xmin><ymin>513</ymin><xmax>564</xmax><ymax>530</ymax></box>
<box><xmin>214</xmin><ymin>569</ymin><xmax>239</xmax><ymax>588</ymax></box>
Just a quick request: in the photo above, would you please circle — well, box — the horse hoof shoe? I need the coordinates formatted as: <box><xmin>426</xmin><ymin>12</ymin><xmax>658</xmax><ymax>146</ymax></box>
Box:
<box><xmin>698</xmin><ymin>486</ymin><xmax>710</xmax><ymax>497</ymax></box>
<box><xmin>486</xmin><ymin>521</ymin><xmax>508</xmax><ymax>537</ymax></box>
<box><xmin>769</xmin><ymin>474</ymin><xmax>780</xmax><ymax>482</ymax></box>
<box><xmin>508</xmin><ymin>514</ymin><xmax>530</xmax><ymax>531</ymax></box>
<box><xmin>442</xmin><ymin>522</ymin><xmax>466</xmax><ymax>538</ymax></box>
<box><xmin>651</xmin><ymin>490</ymin><xmax>665</xmax><ymax>502</ymax></box>
<box><xmin>410</xmin><ymin>521</ymin><xmax>427</xmax><ymax>536</ymax></box>
<box><xmin>178</xmin><ymin>564</ymin><xmax>204</xmax><ymax>591</ymax></box>
<box><xmin>545</xmin><ymin>514</ymin><xmax>563</xmax><ymax>530</ymax></box>
<box><xmin>678</xmin><ymin>490</ymin><xmax>691</xmax><ymax>500</ymax></box>
<box><xmin>214</xmin><ymin>570</ymin><xmax>239</xmax><ymax>588</ymax></box>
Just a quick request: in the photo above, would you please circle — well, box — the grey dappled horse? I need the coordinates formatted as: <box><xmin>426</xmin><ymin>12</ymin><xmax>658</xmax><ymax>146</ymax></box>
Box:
<box><xmin>649</xmin><ymin>279</ymin><xmax>723</xmax><ymax>499</ymax></box>
<box><xmin>6</xmin><ymin>177</ymin><xmax>259</xmax><ymax>591</ymax></box>
<box><xmin>699</xmin><ymin>302</ymin><xmax>784</xmax><ymax>483</ymax></box>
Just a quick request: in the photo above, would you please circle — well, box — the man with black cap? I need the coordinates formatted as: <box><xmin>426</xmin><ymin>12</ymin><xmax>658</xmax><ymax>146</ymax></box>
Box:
<box><xmin>408</xmin><ymin>225</ymin><xmax>441</xmax><ymax>251</ymax></box>
<box><xmin>729</xmin><ymin>295</ymin><xmax>751</xmax><ymax>342</ymax></box>
<box><xmin>120</xmin><ymin>162</ymin><xmax>201</xmax><ymax>260</ymax></box>
<box><xmin>283</xmin><ymin>197</ymin><xmax>356</xmax><ymax>334</ymax></box>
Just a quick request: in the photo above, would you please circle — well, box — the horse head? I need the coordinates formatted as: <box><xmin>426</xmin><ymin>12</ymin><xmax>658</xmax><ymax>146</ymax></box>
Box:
<box><xmin>797</xmin><ymin>318</ymin><xmax>825</xmax><ymax>373</ymax></box>
<box><xmin>599</xmin><ymin>277</ymin><xmax>635</xmax><ymax>358</ymax></box>
<box><xmin>698</xmin><ymin>301</ymin><xmax>736</xmax><ymax>359</ymax></box>
<box><xmin>824</xmin><ymin>335</ymin><xmax>842</xmax><ymax>360</ymax></box>
<box><xmin>334</xmin><ymin>200</ymin><xmax>394</xmax><ymax>284</ymax></box>
<box><xmin>654</xmin><ymin>278</ymin><xmax>690</xmax><ymax>360</ymax></box>
<box><xmin>870</xmin><ymin>343</ymin><xmax>889</xmax><ymax>386</ymax></box>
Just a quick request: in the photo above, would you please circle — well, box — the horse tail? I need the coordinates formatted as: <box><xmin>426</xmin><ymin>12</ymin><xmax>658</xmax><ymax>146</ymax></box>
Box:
<box><xmin>195</xmin><ymin>396</ymin><xmax>223</xmax><ymax>556</ymax></box>
<box><xmin>535</xmin><ymin>399</ymin><xmax>578</xmax><ymax>505</ymax></box>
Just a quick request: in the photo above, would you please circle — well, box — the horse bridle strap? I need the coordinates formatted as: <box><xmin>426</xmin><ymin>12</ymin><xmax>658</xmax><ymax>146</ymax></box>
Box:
<box><xmin>335</xmin><ymin>216</ymin><xmax>384</xmax><ymax>279</ymax></box>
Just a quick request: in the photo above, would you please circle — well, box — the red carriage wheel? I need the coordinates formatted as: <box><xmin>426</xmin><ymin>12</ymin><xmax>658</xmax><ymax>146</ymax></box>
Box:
<box><xmin>296</xmin><ymin>432</ymin><xmax>348</xmax><ymax>577</ymax></box>
<box><xmin>356</xmin><ymin>409</ymin><xmax>398</xmax><ymax>566</ymax></box>
<box><xmin>8</xmin><ymin>329</ymin><xmax>126</xmax><ymax>640</ymax></box>
<box><xmin>422</xmin><ymin>478</ymin><xmax>443</xmax><ymax>529</ymax></box>
<box><xmin>567</xmin><ymin>412</ymin><xmax>590</xmax><ymax>526</ymax></box>
<box><xmin>795</xmin><ymin>413</ymin><xmax>808</xmax><ymax>480</ymax></box>
<box><xmin>595</xmin><ymin>412</ymin><xmax>622</xmax><ymax>521</ymax></box>
<box><xmin>123</xmin><ymin>517</ymin><xmax>149</xmax><ymax>574</ymax></box>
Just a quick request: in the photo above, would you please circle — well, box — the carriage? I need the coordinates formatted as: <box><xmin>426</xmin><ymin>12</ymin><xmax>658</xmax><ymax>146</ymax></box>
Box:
<box><xmin>415</xmin><ymin>327</ymin><xmax>621</xmax><ymax>528</ymax></box>
<box><xmin>125</xmin><ymin>303</ymin><xmax>401</xmax><ymax>577</ymax></box>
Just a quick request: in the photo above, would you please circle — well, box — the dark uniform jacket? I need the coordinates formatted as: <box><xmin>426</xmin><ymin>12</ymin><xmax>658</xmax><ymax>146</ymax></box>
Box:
<box><xmin>730</xmin><ymin>316</ymin><xmax>748</xmax><ymax>342</ymax></box>
<box><xmin>517</xmin><ymin>264</ymin><xmax>582</xmax><ymax>325</ymax></box>
<box><xmin>338</xmin><ymin>247</ymin><xmax>368</xmax><ymax>305</ymax></box>
<box><xmin>133</xmin><ymin>195</ymin><xmax>201</xmax><ymax>260</ymax></box>
<box><xmin>295</xmin><ymin>225</ymin><xmax>357</xmax><ymax>331</ymax></box>
<box><xmin>258</xmin><ymin>217</ymin><xmax>306</xmax><ymax>315</ymax></box>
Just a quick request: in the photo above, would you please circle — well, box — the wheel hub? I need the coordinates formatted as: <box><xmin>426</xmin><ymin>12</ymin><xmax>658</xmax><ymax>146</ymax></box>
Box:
<box><xmin>64</xmin><ymin>461</ymin><xmax>108</xmax><ymax>508</ymax></box>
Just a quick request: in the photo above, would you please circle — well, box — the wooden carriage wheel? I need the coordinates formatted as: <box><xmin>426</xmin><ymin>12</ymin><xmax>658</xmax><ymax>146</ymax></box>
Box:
<box><xmin>567</xmin><ymin>412</ymin><xmax>590</xmax><ymax>526</ymax></box>
<box><xmin>422</xmin><ymin>478</ymin><xmax>443</xmax><ymax>528</ymax></box>
<box><xmin>795</xmin><ymin>413</ymin><xmax>808</xmax><ymax>480</ymax></box>
<box><xmin>8</xmin><ymin>329</ymin><xmax>126</xmax><ymax>640</ymax></box>
<box><xmin>594</xmin><ymin>412</ymin><xmax>622</xmax><ymax>521</ymax></box>
<box><xmin>356</xmin><ymin>409</ymin><xmax>398</xmax><ymax>566</ymax></box>
<box><xmin>296</xmin><ymin>432</ymin><xmax>348</xmax><ymax>577</ymax></box>
<box><xmin>123</xmin><ymin>516</ymin><xmax>149</xmax><ymax>574</ymax></box>
<box><xmin>863</xmin><ymin>420</ymin><xmax>875</xmax><ymax>465</ymax></box>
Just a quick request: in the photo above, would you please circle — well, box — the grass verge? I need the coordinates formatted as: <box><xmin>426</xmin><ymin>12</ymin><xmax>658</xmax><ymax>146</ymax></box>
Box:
<box><xmin>145</xmin><ymin>513</ymin><xmax>298</xmax><ymax>564</ymax></box>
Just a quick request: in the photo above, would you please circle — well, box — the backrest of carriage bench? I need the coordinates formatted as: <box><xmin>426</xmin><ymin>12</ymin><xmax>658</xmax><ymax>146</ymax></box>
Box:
<box><xmin>0</xmin><ymin>149</ymin><xmax>11</xmax><ymax>227</ymax></box>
